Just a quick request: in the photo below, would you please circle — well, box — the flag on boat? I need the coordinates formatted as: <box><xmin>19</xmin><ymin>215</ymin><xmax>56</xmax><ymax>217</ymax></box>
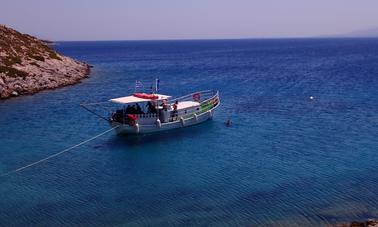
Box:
<box><xmin>135</xmin><ymin>80</ymin><xmax>143</xmax><ymax>90</ymax></box>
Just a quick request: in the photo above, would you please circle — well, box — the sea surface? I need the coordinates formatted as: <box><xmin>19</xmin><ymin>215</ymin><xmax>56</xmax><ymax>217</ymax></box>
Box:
<box><xmin>1</xmin><ymin>39</ymin><xmax>378</xmax><ymax>226</ymax></box>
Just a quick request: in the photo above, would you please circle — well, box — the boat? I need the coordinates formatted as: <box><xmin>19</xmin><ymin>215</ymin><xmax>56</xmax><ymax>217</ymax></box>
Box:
<box><xmin>82</xmin><ymin>89</ymin><xmax>220</xmax><ymax>134</ymax></box>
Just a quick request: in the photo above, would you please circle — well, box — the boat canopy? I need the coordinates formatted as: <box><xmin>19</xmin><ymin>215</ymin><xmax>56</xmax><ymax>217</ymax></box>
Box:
<box><xmin>176</xmin><ymin>101</ymin><xmax>200</xmax><ymax>110</ymax></box>
<box><xmin>109</xmin><ymin>94</ymin><xmax>172</xmax><ymax>104</ymax></box>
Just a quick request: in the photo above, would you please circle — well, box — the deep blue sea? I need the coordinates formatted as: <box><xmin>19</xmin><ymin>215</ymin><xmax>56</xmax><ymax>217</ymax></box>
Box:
<box><xmin>1</xmin><ymin>39</ymin><xmax>378</xmax><ymax>226</ymax></box>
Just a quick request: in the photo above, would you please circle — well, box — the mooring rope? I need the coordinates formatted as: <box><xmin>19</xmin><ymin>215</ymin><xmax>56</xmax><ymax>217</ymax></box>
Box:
<box><xmin>80</xmin><ymin>104</ymin><xmax>111</xmax><ymax>122</ymax></box>
<box><xmin>0</xmin><ymin>126</ymin><xmax>119</xmax><ymax>177</ymax></box>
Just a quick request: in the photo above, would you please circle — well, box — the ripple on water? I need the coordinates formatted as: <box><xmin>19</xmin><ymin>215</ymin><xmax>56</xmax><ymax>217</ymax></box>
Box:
<box><xmin>0</xmin><ymin>39</ymin><xmax>378</xmax><ymax>226</ymax></box>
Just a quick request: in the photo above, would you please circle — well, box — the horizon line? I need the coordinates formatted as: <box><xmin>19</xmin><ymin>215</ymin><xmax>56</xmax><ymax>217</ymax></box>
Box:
<box><xmin>52</xmin><ymin>36</ymin><xmax>378</xmax><ymax>42</ymax></box>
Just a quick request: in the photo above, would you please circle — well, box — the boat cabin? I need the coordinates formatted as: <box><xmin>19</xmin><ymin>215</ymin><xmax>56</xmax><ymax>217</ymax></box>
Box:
<box><xmin>109</xmin><ymin>93</ymin><xmax>201</xmax><ymax>126</ymax></box>
<box><xmin>81</xmin><ymin>89</ymin><xmax>220</xmax><ymax>134</ymax></box>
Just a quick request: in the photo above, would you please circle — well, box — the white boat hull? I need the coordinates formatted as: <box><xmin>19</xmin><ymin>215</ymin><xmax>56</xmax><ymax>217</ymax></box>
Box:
<box><xmin>110</xmin><ymin>108</ymin><xmax>216</xmax><ymax>134</ymax></box>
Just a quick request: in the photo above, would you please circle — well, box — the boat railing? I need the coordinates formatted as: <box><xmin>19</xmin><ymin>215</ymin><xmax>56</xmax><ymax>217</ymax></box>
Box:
<box><xmin>165</xmin><ymin>90</ymin><xmax>219</xmax><ymax>122</ymax></box>
<box><xmin>81</xmin><ymin>90</ymin><xmax>219</xmax><ymax>123</ymax></box>
<box><xmin>135</xmin><ymin>113</ymin><xmax>157</xmax><ymax>119</ymax></box>
<box><xmin>169</xmin><ymin>90</ymin><xmax>218</xmax><ymax>104</ymax></box>
<box><xmin>200</xmin><ymin>91</ymin><xmax>220</xmax><ymax>105</ymax></box>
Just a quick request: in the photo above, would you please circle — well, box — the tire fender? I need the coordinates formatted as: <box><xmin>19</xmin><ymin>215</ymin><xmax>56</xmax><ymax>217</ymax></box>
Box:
<box><xmin>208</xmin><ymin>110</ymin><xmax>213</xmax><ymax>119</ymax></box>
<box><xmin>134</xmin><ymin>123</ymin><xmax>140</xmax><ymax>133</ymax></box>
<box><xmin>156</xmin><ymin>119</ymin><xmax>162</xmax><ymax>128</ymax></box>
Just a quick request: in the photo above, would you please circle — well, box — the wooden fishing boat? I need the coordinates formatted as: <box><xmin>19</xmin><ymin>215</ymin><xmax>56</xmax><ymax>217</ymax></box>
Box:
<box><xmin>82</xmin><ymin>89</ymin><xmax>220</xmax><ymax>134</ymax></box>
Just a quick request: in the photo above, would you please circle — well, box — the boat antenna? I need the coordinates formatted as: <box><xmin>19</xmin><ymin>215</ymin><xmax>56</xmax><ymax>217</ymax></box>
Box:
<box><xmin>135</xmin><ymin>80</ymin><xmax>143</xmax><ymax>93</ymax></box>
<box><xmin>154</xmin><ymin>78</ymin><xmax>160</xmax><ymax>94</ymax></box>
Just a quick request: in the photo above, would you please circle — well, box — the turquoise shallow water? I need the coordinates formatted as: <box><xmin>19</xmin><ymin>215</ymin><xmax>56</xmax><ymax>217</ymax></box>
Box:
<box><xmin>0</xmin><ymin>39</ymin><xmax>378</xmax><ymax>226</ymax></box>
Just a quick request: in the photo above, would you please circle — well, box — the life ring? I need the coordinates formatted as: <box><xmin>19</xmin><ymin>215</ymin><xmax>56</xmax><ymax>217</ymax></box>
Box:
<box><xmin>133</xmin><ymin>93</ymin><xmax>158</xmax><ymax>100</ymax></box>
<box><xmin>192</xmin><ymin>92</ymin><xmax>201</xmax><ymax>102</ymax></box>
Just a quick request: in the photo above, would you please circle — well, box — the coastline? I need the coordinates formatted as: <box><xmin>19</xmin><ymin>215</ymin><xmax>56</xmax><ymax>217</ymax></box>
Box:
<box><xmin>335</xmin><ymin>219</ymin><xmax>378</xmax><ymax>227</ymax></box>
<box><xmin>0</xmin><ymin>25</ymin><xmax>91</xmax><ymax>99</ymax></box>
<box><xmin>0</xmin><ymin>56</ymin><xmax>91</xmax><ymax>99</ymax></box>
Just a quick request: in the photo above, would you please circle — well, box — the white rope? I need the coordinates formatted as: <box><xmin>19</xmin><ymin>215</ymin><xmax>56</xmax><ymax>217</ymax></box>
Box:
<box><xmin>0</xmin><ymin>126</ymin><xmax>119</xmax><ymax>177</ymax></box>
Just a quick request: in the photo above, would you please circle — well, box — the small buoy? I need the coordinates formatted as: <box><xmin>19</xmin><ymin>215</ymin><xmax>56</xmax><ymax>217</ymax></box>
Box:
<box><xmin>309</xmin><ymin>96</ymin><xmax>315</xmax><ymax>100</ymax></box>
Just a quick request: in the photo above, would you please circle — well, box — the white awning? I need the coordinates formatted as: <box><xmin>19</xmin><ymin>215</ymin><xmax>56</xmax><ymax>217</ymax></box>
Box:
<box><xmin>176</xmin><ymin>101</ymin><xmax>200</xmax><ymax>110</ymax></box>
<box><xmin>109</xmin><ymin>94</ymin><xmax>171</xmax><ymax>104</ymax></box>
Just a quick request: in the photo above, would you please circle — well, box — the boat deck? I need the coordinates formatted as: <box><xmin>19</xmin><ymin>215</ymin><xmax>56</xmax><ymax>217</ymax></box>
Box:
<box><xmin>176</xmin><ymin>101</ymin><xmax>200</xmax><ymax>110</ymax></box>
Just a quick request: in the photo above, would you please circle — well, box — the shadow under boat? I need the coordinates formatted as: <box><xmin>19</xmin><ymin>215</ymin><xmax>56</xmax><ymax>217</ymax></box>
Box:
<box><xmin>106</xmin><ymin>120</ymin><xmax>216</xmax><ymax>148</ymax></box>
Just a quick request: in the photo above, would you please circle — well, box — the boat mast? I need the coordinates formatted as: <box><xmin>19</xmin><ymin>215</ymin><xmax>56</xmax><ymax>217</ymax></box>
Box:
<box><xmin>155</xmin><ymin>78</ymin><xmax>160</xmax><ymax>121</ymax></box>
<box><xmin>154</xmin><ymin>78</ymin><xmax>159</xmax><ymax>94</ymax></box>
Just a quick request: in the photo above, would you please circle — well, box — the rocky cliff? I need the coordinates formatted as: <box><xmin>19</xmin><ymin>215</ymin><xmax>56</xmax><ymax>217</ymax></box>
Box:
<box><xmin>0</xmin><ymin>25</ymin><xmax>90</xmax><ymax>99</ymax></box>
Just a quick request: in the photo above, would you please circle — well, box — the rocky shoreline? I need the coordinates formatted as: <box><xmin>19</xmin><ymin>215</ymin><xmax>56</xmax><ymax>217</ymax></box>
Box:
<box><xmin>335</xmin><ymin>219</ymin><xmax>378</xmax><ymax>227</ymax></box>
<box><xmin>0</xmin><ymin>25</ymin><xmax>91</xmax><ymax>99</ymax></box>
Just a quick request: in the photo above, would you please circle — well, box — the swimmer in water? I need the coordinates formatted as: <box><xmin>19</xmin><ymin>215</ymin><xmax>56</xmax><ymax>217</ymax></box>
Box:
<box><xmin>225</xmin><ymin>119</ymin><xmax>232</xmax><ymax>127</ymax></box>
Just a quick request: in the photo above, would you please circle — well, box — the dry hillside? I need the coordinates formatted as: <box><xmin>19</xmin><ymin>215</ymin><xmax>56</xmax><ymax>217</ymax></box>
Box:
<box><xmin>0</xmin><ymin>25</ymin><xmax>90</xmax><ymax>99</ymax></box>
